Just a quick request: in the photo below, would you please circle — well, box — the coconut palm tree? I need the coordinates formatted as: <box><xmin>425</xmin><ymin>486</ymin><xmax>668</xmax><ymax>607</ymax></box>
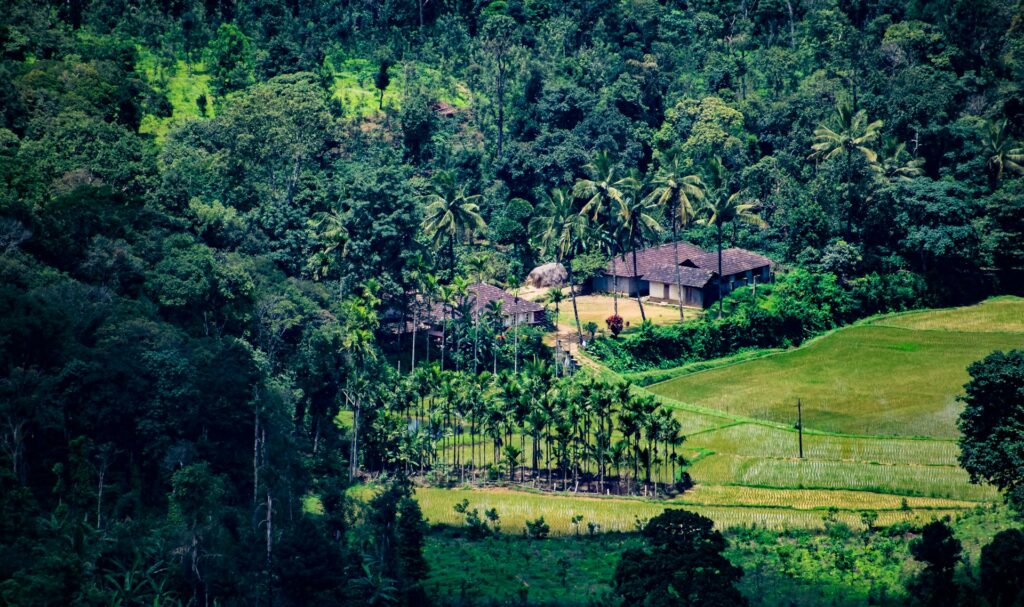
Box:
<box><xmin>616</xmin><ymin>175</ymin><xmax>661</xmax><ymax>322</ymax></box>
<box><xmin>309</xmin><ymin>207</ymin><xmax>350</xmax><ymax>297</ymax></box>
<box><xmin>981</xmin><ymin>118</ymin><xmax>1024</xmax><ymax>183</ymax></box>
<box><xmin>530</xmin><ymin>187</ymin><xmax>589</xmax><ymax>342</ymax></box>
<box><xmin>700</xmin><ymin>158</ymin><xmax>768</xmax><ymax>319</ymax></box>
<box><xmin>810</xmin><ymin>101</ymin><xmax>882</xmax><ymax>237</ymax></box>
<box><xmin>573</xmin><ymin>151</ymin><xmax>630</xmax><ymax>314</ymax></box>
<box><xmin>871</xmin><ymin>136</ymin><xmax>926</xmax><ymax>182</ymax></box>
<box><xmin>644</xmin><ymin>148</ymin><xmax>706</xmax><ymax>321</ymax></box>
<box><xmin>421</xmin><ymin>171</ymin><xmax>487</xmax><ymax>281</ymax></box>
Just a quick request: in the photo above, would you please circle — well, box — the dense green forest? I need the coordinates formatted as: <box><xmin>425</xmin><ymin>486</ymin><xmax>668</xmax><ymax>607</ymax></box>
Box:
<box><xmin>2</xmin><ymin>0</ymin><xmax>1024</xmax><ymax>605</ymax></box>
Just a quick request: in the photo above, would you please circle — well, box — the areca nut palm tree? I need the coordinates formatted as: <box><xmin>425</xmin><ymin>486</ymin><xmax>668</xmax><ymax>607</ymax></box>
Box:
<box><xmin>546</xmin><ymin>287</ymin><xmax>564</xmax><ymax>328</ymax></box>
<box><xmin>466</xmin><ymin>253</ymin><xmax>491</xmax><ymax>374</ymax></box>
<box><xmin>644</xmin><ymin>148</ymin><xmax>705</xmax><ymax>320</ymax></box>
<box><xmin>421</xmin><ymin>170</ymin><xmax>487</xmax><ymax>282</ymax></box>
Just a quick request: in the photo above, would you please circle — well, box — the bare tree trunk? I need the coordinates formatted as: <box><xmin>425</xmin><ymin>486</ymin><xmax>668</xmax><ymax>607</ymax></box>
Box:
<box><xmin>631</xmin><ymin>244</ymin><xmax>647</xmax><ymax>322</ymax></box>
<box><xmin>673</xmin><ymin>219</ymin><xmax>685</xmax><ymax>321</ymax></box>
<box><xmin>265</xmin><ymin>491</ymin><xmax>273</xmax><ymax>607</ymax></box>
<box><xmin>717</xmin><ymin>224</ymin><xmax>725</xmax><ymax>319</ymax></box>
<box><xmin>567</xmin><ymin>263</ymin><xmax>583</xmax><ymax>344</ymax></box>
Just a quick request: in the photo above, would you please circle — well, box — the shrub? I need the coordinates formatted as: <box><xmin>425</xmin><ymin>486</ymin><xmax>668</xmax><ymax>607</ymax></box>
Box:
<box><xmin>525</xmin><ymin>516</ymin><xmax>550</xmax><ymax>539</ymax></box>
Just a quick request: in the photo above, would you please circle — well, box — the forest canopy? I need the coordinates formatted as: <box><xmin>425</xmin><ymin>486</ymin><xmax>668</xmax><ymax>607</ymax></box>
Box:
<box><xmin>2</xmin><ymin>0</ymin><xmax>1024</xmax><ymax>605</ymax></box>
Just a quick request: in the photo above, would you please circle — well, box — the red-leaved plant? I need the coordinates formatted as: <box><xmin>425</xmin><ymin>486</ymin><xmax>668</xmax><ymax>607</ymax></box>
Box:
<box><xmin>605</xmin><ymin>314</ymin><xmax>624</xmax><ymax>337</ymax></box>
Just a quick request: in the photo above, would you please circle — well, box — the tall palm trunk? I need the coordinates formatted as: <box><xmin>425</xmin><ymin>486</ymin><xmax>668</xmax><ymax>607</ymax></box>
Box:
<box><xmin>630</xmin><ymin>240</ymin><xmax>647</xmax><ymax>322</ymax></box>
<box><xmin>716</xmin><ymin>223</ymin><xmax>724</xmax><ymax>319</ymax></box>
<box><xmin>672</xmin><ymin>214</ymin><xmax>685</xmax><ymax>321</ymax></box>
<box><xmin>566</xmin><ymin>262</ymin><xmax>583</xmax><ymax>344</ymax></box>
<box><xmin>410</xmin><ymin>298</ymin><xmax>418</xmax><ymax>372</ymax></box>
<box><xmin>473</xmin><ymin>296</ymin><xmax>480</xmax><ymax>374</ymax></box>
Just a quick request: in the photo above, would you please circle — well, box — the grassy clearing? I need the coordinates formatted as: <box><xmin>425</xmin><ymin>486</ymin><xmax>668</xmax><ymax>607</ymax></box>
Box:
<box><xmin>873</xmin><ymin>296</ymin><xmax>1024</xmax><ymax>333</ymax></box>
<box><xmin>551</xmin><ymin>294</ymin><xmax>692</xmax><ymax>337</ymax></box>
<box><xmin>687</xmin><ymin>422</ymin><xmax>960</xmax><ymax>466</ymax></box>
<box><xmin>688</xmin><ymin>455</ymin><xmax>997</xmax><ymax>501</ymax></box>
<box><xmin>414</xmin><ymin>486</ymin><xmax>966</xmax><ymax>533</ymax></box>
<box><xmin>647</xmin><ymin>324</ymin><xmax>1023</xmax><ymax>437</ymax></box>
<box><xmin>136</xmin><ymin>50</ymin><xmax>213</xmax><ymax>141</ymax></box>
<box><xmin>623</xmin><ymin>348</ymin><xmax>785</xmax><ymax>386</ymax></box>
<box><xmin>328</xmin><ymin>56</ymin><xmax>471</xmax><ymax>116</ymax></box>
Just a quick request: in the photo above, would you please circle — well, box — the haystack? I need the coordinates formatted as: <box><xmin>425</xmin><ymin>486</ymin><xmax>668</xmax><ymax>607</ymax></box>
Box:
<box><xmin>525</xmin><ymin>262</ymin><xmax>568</xmax><ymax>288</ymax></box>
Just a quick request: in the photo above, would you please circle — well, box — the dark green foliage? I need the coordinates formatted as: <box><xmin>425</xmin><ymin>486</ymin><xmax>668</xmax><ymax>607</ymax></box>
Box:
<box><xmin>525</xmin><ymin>516</ymin><xmax>550</xmax><ymax>540</ymax></box>
<box><xmin>359</xmin><ymin>480</ymin><xmax>431</xmax><ymax>606</ymax></box>
<box><xmin>375</xmin><ymin>59</ymin><xmax>391</xmax><ymax>110</ymax></box>
<box><xmin>957</xmin><ymin>350</ymin><xmax>1024</xmax><ymax>514</ymax></box>
<box><xmin>613</xmin><ymin>509</ymin><xmax>746</xmax><ymax>606</ymax></box>
<box><xmin>979</xmin><ymin>528</ymin><xmax>1024</xmax><ymax>607</ymax></box>
<box><xmin>907</xmin><ymin>519</ymin><xmax>962</xmax><ymax>606</ymax></box>
<box><xmin>208</xmin><ymin>23</ymin><xmax>253</xmax><ymax>97</ymax></box>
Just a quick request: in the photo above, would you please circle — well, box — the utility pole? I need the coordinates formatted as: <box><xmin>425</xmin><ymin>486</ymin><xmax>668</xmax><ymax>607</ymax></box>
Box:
<box><xmin>796</xmin><ymin>398</ymin><xmax>804</xmax><ymax>458</ymax></box>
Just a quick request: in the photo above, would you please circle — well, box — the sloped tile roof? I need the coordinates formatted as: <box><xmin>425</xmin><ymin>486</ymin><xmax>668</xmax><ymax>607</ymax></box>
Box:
<box><xmin>642</xmin><ymin>265</ymin><xmax>716</xmax><ymax>287</ymax></box>
<box><xmin>468</xmin><ymin>283</ymin><xmax>544</xmax><ymax>315</ymax></box>
<box><xmin>604</xmin><ymin>241</ymin><xmax>772</xmax><ymax>279</ymax></box>
<box><xmin>682</xmin><ymin>248</ymin><xmax>773</xmax><ymax>277</ymax></box>
<box><xmin>605</xmin><ymin>241</ymin><xmax>707</xmax><ymax>277</ymax></box>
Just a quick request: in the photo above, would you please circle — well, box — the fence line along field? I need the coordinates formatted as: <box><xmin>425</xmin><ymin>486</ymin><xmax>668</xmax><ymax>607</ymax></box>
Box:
<box><xmin>646</xmin><ymin>298</ymin><xmax>1024</xmax><ymax>438</ymax></box>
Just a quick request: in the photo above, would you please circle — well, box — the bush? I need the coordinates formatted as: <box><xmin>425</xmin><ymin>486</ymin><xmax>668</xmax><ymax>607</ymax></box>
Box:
<box><xmin>525</xmin><ymin>516</ymin><xmax>550</xmax><ymax>540</ymax></box>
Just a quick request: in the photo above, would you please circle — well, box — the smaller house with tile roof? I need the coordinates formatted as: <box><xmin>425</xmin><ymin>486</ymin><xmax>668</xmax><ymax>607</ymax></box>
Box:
<box><xmin>591</xmin><ymin>241</ymin><xmax>772</xmax><ymax>309</ymax></box>
<box><xmin>417</xmin><ymin>283</ymin><xmax>546</xmax><ymax>335</ymax></box>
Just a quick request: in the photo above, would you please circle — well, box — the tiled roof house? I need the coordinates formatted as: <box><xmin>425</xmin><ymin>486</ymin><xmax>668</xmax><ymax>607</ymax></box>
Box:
<box><xmin>592</xmin><ymin>241</ymin><xmax>773</xmax><ymax>308</ymax></box>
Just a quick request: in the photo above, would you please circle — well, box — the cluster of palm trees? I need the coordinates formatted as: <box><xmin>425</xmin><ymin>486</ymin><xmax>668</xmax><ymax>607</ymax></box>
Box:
<box><xmin>383</xmin><ymin>362</ymin><xmax>686</xmax><ymax>497</ymax></box>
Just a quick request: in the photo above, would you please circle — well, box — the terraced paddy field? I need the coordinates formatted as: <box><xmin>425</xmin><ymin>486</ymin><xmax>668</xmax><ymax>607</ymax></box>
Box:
<box><xmin>647</xmin><ymin>297</ymin><xmax>1024</xmax><ymax>437</ymax></box>
<box><xmin>413</xmin><ymin>486</ymin><xmax>968</xmax><ymax>534</ymax></box>
<box><xmin>418</xmin><ymin>299</ymin><xmax>1021</xmax><ymax>534</ymax></box>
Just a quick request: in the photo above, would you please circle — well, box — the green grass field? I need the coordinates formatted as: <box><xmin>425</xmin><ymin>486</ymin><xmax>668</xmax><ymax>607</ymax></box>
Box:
<box><xmin>647</xmin><ymin>298</ymin><xmax>1024</xmax><ymax>437</ymax></box>
<box><xmin>328</xmin><ymin>56</ymin><xmax>471</xmax><ymax>116</ymax></box>
<box><xmin>413</xmin><ymin>486</ymin><xmax>969</xmax><ymax>534</ymax></box>
<box><xmin>137</xmin><ymin>50</ymin><xmax>213</xmax><ymax>141</ymax></box>
<box><xmin>874</xmin><ymin>296</ymin><xmax>1024</xmax><ymax>333</ymax></box>
<box><xmin>413</xmin><ymin>300</ymin><xmax>1020</xmax><ymax>535</ymax></box>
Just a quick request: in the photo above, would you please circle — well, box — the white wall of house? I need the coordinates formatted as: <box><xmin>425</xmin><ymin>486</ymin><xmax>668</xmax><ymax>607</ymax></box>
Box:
<box><xmin>504</xmin><ymin>312</ymin><xmax>535</xmax><ymax>327</ymax></box>
<box><xmin>648</xmin><ymin>281</ymin><xmax>704</xmax><ymax>307</ymax></box>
